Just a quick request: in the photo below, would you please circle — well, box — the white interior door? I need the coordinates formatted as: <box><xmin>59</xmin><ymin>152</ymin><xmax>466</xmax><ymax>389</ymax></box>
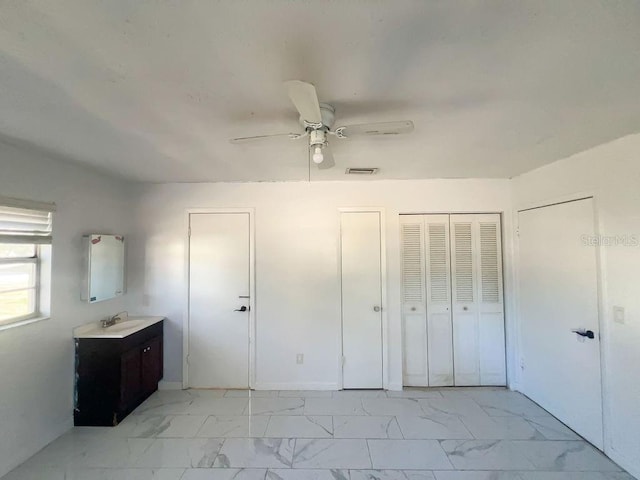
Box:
<box><xmin>188</xmin><ymin>212</ymin><xmax>250</xmax><ymax>389</ymax></box>
<box><xmin>450</xmin><ymin>214</ymin><xmax>506</xmax><ymax>386</ymax></box>
<box><xmin>518</xmin><ymin>198</ymin><xmax>603</xmax><ymax>448</ymax></box>
<box><xmin>341</xmin><ymin>211</ymin><xmax>383</xmax><ymax>389</ymax></box>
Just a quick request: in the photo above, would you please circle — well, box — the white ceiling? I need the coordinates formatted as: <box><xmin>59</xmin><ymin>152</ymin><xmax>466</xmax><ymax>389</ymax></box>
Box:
<box><xmin>0</xmin><ymin>1</ymin><xmax>639</xmax><ymax>183</ymax></box>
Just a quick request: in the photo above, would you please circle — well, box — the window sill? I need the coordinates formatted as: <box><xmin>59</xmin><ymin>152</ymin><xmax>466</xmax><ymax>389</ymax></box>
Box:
<box><xmin>0</xmin><ymin>315</ymin><xmax>50</xmax><ymax>332</ymax></box>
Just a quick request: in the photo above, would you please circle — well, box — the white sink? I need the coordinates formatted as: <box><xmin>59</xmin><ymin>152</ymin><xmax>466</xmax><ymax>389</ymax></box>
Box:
<box><xmin>73</xmin><ymin>316</ymin><xmax>164</xmax><ymax>339</ymax></box>
<box><xmin>104</xmin><ymin>319</ymin><xmax>148</xmax><ymax>332</ymax></box>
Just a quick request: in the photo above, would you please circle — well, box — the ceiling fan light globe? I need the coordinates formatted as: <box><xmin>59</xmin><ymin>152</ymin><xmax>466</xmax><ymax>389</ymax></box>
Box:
<box><xmin>312</xmin><ymin>146</ymin><xmax>324</xmax><ymax>164</ymax></box>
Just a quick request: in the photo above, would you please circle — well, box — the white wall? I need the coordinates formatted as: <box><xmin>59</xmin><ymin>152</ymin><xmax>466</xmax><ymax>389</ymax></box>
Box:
<box><xmin>512</xmin><ymin>133</ymin><xmax>640</xmax><ymax>479</ymax></box>
<box><xmin>0</xmin><ymin>142</ymin><xmax>132</xmax><ymax>477</ymax></box>
<box><xmin>127</xmin><ymin>179</ymin><xmax>514</xmax><ymax>391</ymax></box>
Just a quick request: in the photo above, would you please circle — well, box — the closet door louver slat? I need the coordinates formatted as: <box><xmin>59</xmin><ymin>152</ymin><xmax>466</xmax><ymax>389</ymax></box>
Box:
<box><xmin>401</xmin><ymin>223</ymin><xmax>424</xmax><ymax>304</ymax></box>
<box><xmin>428</xmin><ymin>223</ymin><xmax>449</xmax><ymax>303</ymax></box>
<box><xmin>453</xmin><ymin>222</ymin><xmax>474</xmax><ymax>303</ymax></box>
<box><xmin>480</xmin><ymin>222</ymin><xmax>500</xmax><ymax>304</ymax></box>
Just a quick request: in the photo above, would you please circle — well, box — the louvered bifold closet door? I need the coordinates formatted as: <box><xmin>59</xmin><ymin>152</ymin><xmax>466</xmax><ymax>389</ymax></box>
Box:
<box><xmin>400</xmin><ymin>215</ymin><xmax>428</xmax><ymax>386</ymax></box>
<box><xmin>450</xmin><ymin>215</ymin><xmax>480</xmax><ymax>385</ymax></box>
<box><xmin>424</xmin><ymin>215</ymin><xmax>453</xmax><ymax>386</ymax></box>
<box><xmin>476</xmin><ymin>214</ymin><xmax>506</xmax><ymax>385</ymax></box>
<box><xmin>450</xmin><ymin>214</ymin><xmax>506</xmax><ymax>386</ymax></box>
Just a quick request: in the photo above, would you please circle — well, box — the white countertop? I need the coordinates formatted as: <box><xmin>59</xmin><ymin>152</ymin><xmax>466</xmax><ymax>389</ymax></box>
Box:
<box><xmin>73</xmin><ymin>316</ymin><xmax>164</xmax><ymax>339</ymax></box>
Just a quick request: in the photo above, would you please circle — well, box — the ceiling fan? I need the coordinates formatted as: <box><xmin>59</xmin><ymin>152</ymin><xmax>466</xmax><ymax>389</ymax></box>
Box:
<box><xmin>230</xmin><ymin>80</ymin><xmax>414</xmax><ymax>170</ymax></box>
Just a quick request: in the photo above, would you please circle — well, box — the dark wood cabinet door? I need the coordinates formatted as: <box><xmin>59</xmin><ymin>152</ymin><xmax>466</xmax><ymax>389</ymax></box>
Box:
<box><xmin>120</xmin><ymin>347</ymin><xmax>142</xmax><ymax>410</ymax></box>
<box><xmin>141</xmin><ymin>336</ymin><xmax>162</xmax><ymax>395</ymax></box>
<box><xmin>75</xmin><ymin>321</ymin><xmax>164</xmax><ymax>427</ymax></box>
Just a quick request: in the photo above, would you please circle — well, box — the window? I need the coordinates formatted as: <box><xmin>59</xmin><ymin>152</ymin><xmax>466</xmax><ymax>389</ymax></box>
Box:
<box><xmin>0</xmin><ymin>198</ymin><xmax>54</xmax><ymax>328</ymax></box>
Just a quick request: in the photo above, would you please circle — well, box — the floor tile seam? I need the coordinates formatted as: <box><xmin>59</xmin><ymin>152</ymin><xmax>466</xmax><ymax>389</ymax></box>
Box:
<box><xmin>60</xmin><ymin>464</ymin><xmax>620</xmax><ymax>472</ymax></box>
<box><xmin>364</xmin><ymin>438</ymin><xmax>374</xmax><ymax>470</ymax></box>
<box><xmin>456</xmin><ymin>414</ymin><xmax>480</xmax><ymax>441</ymax></box>
<box><xmin>428</xmin><ymin>439</ymin><xmax>456</xmax><ymax>471</ymax></box>
<box><xmin>258</xmin><ymin>415</ymin><xmax>273</xmax><ymax>437</ymax></box>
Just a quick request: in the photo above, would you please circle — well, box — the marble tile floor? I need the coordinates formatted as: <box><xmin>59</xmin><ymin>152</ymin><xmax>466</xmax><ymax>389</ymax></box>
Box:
<box><xmin>2</xmin><ymin>388</ymin><xmax>634</xmax><ymax>480</ymax></box>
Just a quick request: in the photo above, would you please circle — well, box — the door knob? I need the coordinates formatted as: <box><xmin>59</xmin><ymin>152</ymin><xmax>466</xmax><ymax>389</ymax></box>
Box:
<box><xmin>572</xmin><ymin>329</ymin><xmax>595</xmax><ymax>339</ymax></box>
<box><xmin>234</xmin><ymin>306</ymin><xmax>249</xmax><ymax>312</ymax></box>
<box><xmin>373</xmin><ymin>306</ymin><xmax>381</xmax><ymax>312</ymax></box>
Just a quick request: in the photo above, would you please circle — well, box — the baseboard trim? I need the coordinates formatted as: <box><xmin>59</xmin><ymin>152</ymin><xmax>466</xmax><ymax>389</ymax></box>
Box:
<box><xmin>158</xmin><ymin>381</ymin><xmax>183</xmax><ymax>391</ymax></box>
<box><xmin>509</xmin><ymin>382</ymin><xmax>522</xmax><ymax>392</ymax></box>
<box><xmin>253</xmin><ymin>382</ymin><xmax>340</xmax><ymax>391</ymax></box>
<box><xmin>387</xmin><ymin>382</ymin><xmax>403</xmax><ymax>391</ymax></box>
<box><xmin>0</xmin><ymin>416</ymin><xmax>72</xmax><ymax>478</ymax></box>
<box><xmin>607</xmin><ymin>447</ymin><xmax>640</xmax><ymax>480</ymax></box>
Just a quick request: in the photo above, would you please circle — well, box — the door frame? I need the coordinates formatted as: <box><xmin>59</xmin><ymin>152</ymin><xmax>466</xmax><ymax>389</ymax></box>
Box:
<box><xmin>514</xmin><ymin>192</ymin><xmax>608</xmax><ymax>451</ymax></box>
<box><xmin>183</xmin><ymin>208</ymin><xmax>256</xmax><ymax>390</ymax></box>
<box><xmin>337</xmin><ymin>207</ymin><xmax>388</xmax><ymax>389</ymax></box>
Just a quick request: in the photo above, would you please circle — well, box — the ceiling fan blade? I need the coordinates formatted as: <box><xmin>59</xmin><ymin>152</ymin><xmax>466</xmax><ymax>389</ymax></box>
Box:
<box><xmin>284</xmin><ymin>80</ymin><xmax>322</xmax><ymax>124</ymax></box>
<box><xmin>334</xmin><ymin>120</ymin><xmax>414</xmax><ymax>139</ymax></box>
<box><xmin>317</xmin><ymin>144</ymin><xmax>335</xmax><ymax>170</ymax></box>
<box><xmin>229</xmin><ymin>132</ymin><xmax>302</xmax><ymax>144</ymax></box>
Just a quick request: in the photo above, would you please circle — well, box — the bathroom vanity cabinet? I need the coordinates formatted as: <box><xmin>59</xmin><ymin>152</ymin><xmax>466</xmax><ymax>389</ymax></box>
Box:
<box><xmin>74</xmin><ymin>318</ymin><xmax>164</xmax><ymax>426</ymax></box>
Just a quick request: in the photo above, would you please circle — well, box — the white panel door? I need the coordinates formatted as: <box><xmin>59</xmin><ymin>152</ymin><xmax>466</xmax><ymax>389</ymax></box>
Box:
<box><xmin>341</xmin><ymin>211</ymin><xmax>383</xmax><ymax>389</ymax></box>
<box><xmin>400</xmin><ymin>215</ymin><xmax>428</xmax><ymax>386</ymax></box>
<box><xmin>188</xmin><ymin>213</ymin><xmax>250</xmax><ymax>388</ymax></box>
<box><xmin>425</xmin><ymin>215</ymin><xmax>454</xmax><ymax>386</ymax></box>
<box><xmin>450</xmin><ymin>214</ymin><xmax>505</xmax><ymax>386</ymax></box>
<box><xmin>518</xmin><ymin>198</ymin><xmax>603</xmax><ymax>448</ymax></box>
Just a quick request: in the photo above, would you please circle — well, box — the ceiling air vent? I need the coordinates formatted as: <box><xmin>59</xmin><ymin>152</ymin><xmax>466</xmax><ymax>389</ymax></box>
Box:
<box><xmin>345</xmin><ymin>167</ymin><xmax>379</xmax><ymax>175</ymax></box>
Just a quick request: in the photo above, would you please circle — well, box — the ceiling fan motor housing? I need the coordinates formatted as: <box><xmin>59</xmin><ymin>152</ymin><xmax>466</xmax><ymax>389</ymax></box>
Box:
<box><xmin>309</xmin><ymin>129</ymin><xmax>327</xmax><ymax>147</ymax></box>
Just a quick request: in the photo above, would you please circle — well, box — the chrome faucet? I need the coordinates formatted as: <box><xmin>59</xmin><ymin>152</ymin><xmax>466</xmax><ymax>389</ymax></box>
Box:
<box><xmin>101</xmin><ymin>311</ymin><xmax>128</xmax><ymax>328</ymax></box>
<box><xmin>101</xmin><ymin>317</ymin><xmax>115</xmax><ymax>328</ymax></box>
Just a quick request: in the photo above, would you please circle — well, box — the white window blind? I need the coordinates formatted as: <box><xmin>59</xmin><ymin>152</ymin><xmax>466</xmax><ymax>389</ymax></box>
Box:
<box><xmin>0</xmin><ymin>197</ymin><xmax>54</xmax><ymax>326</ymax></box>
<box><xmin>0</xmin><ymin>198</ymin><xmax>55</xmax><ymax>244</ymax></box>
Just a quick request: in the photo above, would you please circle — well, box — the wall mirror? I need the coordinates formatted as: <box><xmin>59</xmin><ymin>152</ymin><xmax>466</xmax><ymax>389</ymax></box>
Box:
<box><xmin>81</xmin><ymin>234</ymin><xmax>125</xmax><ymax>303</ymax></box>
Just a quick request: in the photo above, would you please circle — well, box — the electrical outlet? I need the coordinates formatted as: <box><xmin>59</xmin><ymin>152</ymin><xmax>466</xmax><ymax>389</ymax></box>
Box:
<box><xmin>520</xmin><ymin>358</ymin><xmax>525</xmax><ymax>370</ymax></box>
<box><xmin>613</xmin><ymin>306</ymin><xmax>625</xmax><ymax>324</ymax></box>
<box><xmin>296</xmin><ymin>354</ymin><xmax>304</xmax><ymax>364</ymax></box>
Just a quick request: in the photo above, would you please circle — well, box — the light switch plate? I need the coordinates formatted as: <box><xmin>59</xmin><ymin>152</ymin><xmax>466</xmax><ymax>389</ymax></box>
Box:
<box><xmin>613</xmin><ymin>306</ymin><xmax>625</xmax><ymax>324</ymax></box>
